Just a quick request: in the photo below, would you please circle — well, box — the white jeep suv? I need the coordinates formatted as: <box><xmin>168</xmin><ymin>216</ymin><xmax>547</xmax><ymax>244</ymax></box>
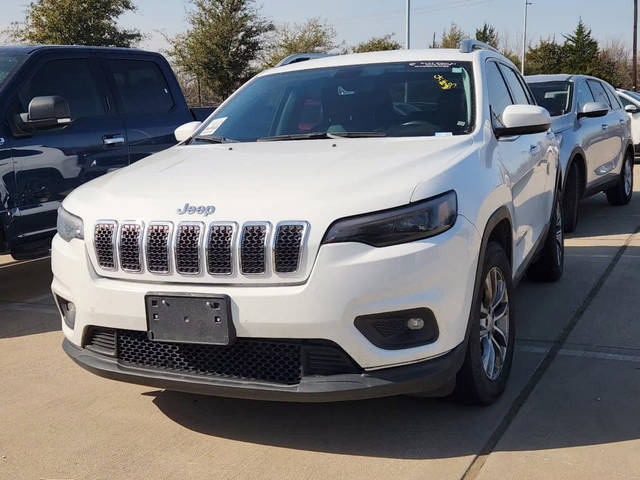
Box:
<box><xmin>53</xmin><ymin>40</ymin><xmax>563</xmax><ymax>405</ymax></box>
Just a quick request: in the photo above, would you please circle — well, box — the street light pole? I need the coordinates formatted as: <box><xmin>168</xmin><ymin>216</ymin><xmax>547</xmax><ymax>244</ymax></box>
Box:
<box><xmin>634</xmin><ymin>0</ymin><xmax>638</xmax><ymax>90</ymax></box>
<box><xmin>521</xmin><ymin>0</ymin><xmax>532</xmax><ymax>75</ymax></box>
<box><xmin>406</xmin><ymin>0</ymin><xmax>411</xmax><ymax>49</ymax></box>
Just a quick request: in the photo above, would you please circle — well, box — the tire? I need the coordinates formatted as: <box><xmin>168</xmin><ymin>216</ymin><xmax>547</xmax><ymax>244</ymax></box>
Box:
<box><xmin>563</xmin><ymin>163</ymin><xmax>580</xmax><ymax>233</ymax></box>
<box><xmin>527</xmin><ymin>191</ymin><xmax>564</xmax><ymax>282</ymax></box>
<box><xmin>454</xmin><ymin>242</ymin><xmax>515</xmax><ymax>405</ymax></box>
<box><xmin>606</xmin><ymin>152</ymin><xmax>634</xmax><ymax>206</ymax></box>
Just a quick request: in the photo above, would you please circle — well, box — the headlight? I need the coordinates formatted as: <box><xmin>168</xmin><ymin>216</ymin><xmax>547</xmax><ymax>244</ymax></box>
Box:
<box><xmin>321</xmin><ymin>191</ymin><xmax>457</xmax><ymax>247</ymax></box>
<box><xmin>57</xmin><ymin>206</ymin><xmax>84</xmax><ymax>242</ymax></box>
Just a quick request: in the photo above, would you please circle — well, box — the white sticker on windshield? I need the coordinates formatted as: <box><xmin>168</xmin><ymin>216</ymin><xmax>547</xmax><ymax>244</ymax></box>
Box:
<box><xmin>200</xmin><ymin>117</ymin><xmax>227</xmax><ymax>135</ymax></box>
<box><xmin>435</xmin><ymin>132</ymin><xmax>453</xmax><ymax>137</ymax></box>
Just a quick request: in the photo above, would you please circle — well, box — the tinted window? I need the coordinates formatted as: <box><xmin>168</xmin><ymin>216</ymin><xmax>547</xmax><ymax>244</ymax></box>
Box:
<box><xmin>575</xmin><ymin>81</ymin><xmax>595</xmax><ymax>109</ymax></box>
<box><xmin>604</xmin><ymin>85</ymin><xmax>622</xmax><ymax>109</ymax></box>
<box><xmin>528</xmin><ymin>81</ymin><xmax>572</xmax><ymax>116</ymax></box>
<box><xmin>587</xmin><ymin>80</ymin><xmax>611</xmax><ymax>107</ymax></box>
<box><xmin>195</xmin><ymin>61</ymin><xmax>475</xmax><ymax>142</ymax></box>
<box><xmin>18</xmin><ymin>59</ymin><xmax>105</xmax><ymax>119</ymax></box>
<box><xmin>499</xmin><ymin>65</ymin><xmax>530</xmax><ymax>105</ymax></box>
<box><xmin>0</xmin><ymin>54</ymin><xmax>26</xmax><ymax>86</ymax></box>
<box><xmin>108</xmin><ymin>60</ymin><xmax>174</xmax><ymax>114</ymax></box>
<box><xmin>486</xmin><ymin>61</ymin><xmax>513</xmax><ymax>128</ymax></box>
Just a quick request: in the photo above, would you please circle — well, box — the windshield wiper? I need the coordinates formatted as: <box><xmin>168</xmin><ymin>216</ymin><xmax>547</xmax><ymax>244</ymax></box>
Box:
<box><xmin>257</xmin><ymin>131</ymin><xmax>386</xmax><ymax>142</ymax></box>
<box><xmin>327</xmin><ymin>132</ymin><xmax>386</xmax><ymax>138</ymax></box>
<box><xmin>257</xmin><ymin>132</ymin><xmax>330</xmax><ymax>142</ymax></box>
<box><xmin>192</xmin><ymin>135</ymin><xmax>238</xmax><ymax>144</ymax></box>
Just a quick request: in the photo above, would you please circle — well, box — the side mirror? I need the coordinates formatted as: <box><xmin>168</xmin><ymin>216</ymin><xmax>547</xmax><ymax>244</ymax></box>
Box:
<box><xmin>625</xmin><ymin>104</ymin><xmax>640</xmax><ymax>114</ymax></box>
<box><xmin>174</xmin><ymin>121</ymin><xmax>201</xmax><ymax>143</ymax></box>
<box><xmin>17</xmin><ymin>95</ymin><xmax>72</xmax><ymax>131</ymax></box>
<box><xmin>578</xmin><ymin>102</ymin><xmax>609</xmax><ymax>119</ymax></box>
<box><xmin>495</xmin><ymin>105</ymin><xmax>551</xmax><ymax>138</ymax></box>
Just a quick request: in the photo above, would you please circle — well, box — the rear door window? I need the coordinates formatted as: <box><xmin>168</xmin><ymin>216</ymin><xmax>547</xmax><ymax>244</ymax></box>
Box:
<box><xmin>17</xmin><ymin>58</ymin><xmax>106</xmax><ymax>120</ymax></box>
<box><xmin>107</xmin><ymin>59</ymin><xmax>175</xmax><ymax>115</ymax></box>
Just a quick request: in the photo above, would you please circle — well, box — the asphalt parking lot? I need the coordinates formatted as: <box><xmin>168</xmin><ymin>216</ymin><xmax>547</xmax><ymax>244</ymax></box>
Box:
<box><xmin>2</xmin><ymin>168</ymin><xmax>640</xmax><ymax>480</ymax></box>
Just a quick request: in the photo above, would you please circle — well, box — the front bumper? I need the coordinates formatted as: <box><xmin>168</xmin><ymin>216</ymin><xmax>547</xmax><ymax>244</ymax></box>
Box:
<box><xmin>63</xmin><ymin>338</ymin><xmax>466</xmax><ymax>402</ymax></box>
<box><xmin>52</xmin><ymin>216</ymin><xmax>478</xmax><ymax>371</ymax></box>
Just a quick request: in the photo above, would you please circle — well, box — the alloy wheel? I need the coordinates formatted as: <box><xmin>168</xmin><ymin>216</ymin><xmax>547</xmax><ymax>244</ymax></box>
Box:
<box><xmin>624</xmin><ymin>157</ymin><xmax>633</xmax><ymax>197</ymax></box>
<box><xmin>479</xmin><ymin>267</ymin><xmax>510</xmax><ymax>381</ymax></box>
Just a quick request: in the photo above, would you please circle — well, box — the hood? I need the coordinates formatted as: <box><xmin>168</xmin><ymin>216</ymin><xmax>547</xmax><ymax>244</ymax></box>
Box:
<box><xmin>65</xmin><ymin>136</ymin><xmax>474</xmax><ymax>284</ymax></box>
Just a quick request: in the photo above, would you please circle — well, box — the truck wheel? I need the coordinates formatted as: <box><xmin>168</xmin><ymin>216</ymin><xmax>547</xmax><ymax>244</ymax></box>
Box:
<box><xmin>455</xmin><ymin>242</ymin><xmax>515</xmax><ymax>405</ymax></box>
<box><xmin>606</xmin><ymin>152</ymin><xmax>634</xmax><ymax>206</ymax></box>
<box><xmin>563</xmin><ymin>163</ymin><xmax>580</xmax><ymax>233</ymax></box>
<box><xmin>527</xmin><ymin>193</ymin><xmax>564</xmax><ymax>282</ymax></box>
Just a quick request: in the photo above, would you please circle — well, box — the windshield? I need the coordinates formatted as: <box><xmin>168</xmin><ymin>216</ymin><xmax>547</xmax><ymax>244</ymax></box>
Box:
<box><xmin>0</xmin><ymin>54</ymin><xmax>26</xmax><ymax>87</ymax></box>
<box><xmin>193</xmin><ymin>61</ymin><xmax>475</xmax><ymax>143</ymax></box>
<box><xmin>528</xmin><ymin>81</ymin><xmax>572</xmax><ymax>117</ymax></box>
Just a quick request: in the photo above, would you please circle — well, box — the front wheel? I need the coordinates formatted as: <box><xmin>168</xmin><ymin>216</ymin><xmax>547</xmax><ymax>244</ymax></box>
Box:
<box><xmin>455</xmin><ymin>242</ymin><xmax>515</xmax><ymax>405</ymax></box>
<box><xmin>606</xmin><ymin>153</ymin><xmax>634</xmax><ymax>206</ymax></box>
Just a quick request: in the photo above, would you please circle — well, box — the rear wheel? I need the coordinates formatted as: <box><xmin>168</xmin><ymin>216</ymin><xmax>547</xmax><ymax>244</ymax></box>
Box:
<box><xmin>455</xmin><ymin>242</ymin><xmax>515</xmax><ymax>405</ymax></box>
<box><xmin>606</xmin><ymin>152</ymin><xmax>634</xmax><ymax>206</ymax></box>
<box><xmin>563</xmin><ymin>163</ymin><xmax>580</xmax><ymax>233</ymax></box>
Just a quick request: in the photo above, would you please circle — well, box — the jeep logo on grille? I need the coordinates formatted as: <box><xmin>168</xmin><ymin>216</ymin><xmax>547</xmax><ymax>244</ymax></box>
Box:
<box><xmin>177</xmin><ymin>203</ymin><xmax>216</xmax><ymax>216</ymax></box>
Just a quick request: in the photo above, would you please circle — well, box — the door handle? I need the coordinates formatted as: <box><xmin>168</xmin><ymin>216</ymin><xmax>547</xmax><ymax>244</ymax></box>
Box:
<box><xmin>103</xmin><ymin>135</ymin><xmax>125</xmax><ymax>145</ymax></box>
<box><xmin>601</xmin><ymin>124</ymin><xmax>609</xmax><ymax>131</ymax></box>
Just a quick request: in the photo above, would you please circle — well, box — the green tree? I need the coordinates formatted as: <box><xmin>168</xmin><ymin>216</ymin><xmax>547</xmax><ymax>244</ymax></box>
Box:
<box><xmin>261</xmin><ymin>18</ymin><xmax>338</xmax><ymax>68</ymax></box>
<box><xmin>525</xmin><ymin>38</ymin><xmax>564</xmax><ymax>75</ymax></box>
<box><xmin>7</xmin><ymin>0</ymin><xmax>141</xmax><ymax>47</ymax></box>
<box><xmin>475</xmin><ymin>23</ymin><xmax>499</xmax><ymax>48</ymax></box>
<box><xmin>352</xmin><ymin>34</ymin><xmax>401</xmax><ymax>53</ymax></box>
<box><xmin>561</xmin><ymin>19</ymin><xmax>599</xmax><ymax>75</ymax></box>
<box><xmin>167</xmin><ymin>0</ymin><xmax>273</xmax><ymax>102</ymax></box>
<box><xmin>440</xmin><ymin>22</ymin><xmax>466</xmax><ymax>49</ymax></box>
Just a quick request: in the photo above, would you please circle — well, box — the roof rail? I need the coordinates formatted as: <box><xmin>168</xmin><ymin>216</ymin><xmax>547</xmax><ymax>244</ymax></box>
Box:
<box><xmin>459</xmin><ymin>39</ymin><xmax>500</xmax><ymax>54</ymax></box>
<box><xmin>275</xmin><ymin>53</ymin><xmax>334</xmax><ymax>67</ymax></box>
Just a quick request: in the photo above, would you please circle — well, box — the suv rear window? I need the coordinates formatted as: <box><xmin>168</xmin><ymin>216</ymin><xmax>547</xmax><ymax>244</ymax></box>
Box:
<box><xmin>108</xmin><ymin>59</ymin><xmax>174</xmax><ymax>115</ymax></box>
<box><xmin>528</xmin><ymin>81</ymin><xmax>572</xmax><ymax>117</ymax></box>
<box><xmin>195</xmin><ymin>61</ymin><xmax>475</xmax><ymax>142</ymax></box>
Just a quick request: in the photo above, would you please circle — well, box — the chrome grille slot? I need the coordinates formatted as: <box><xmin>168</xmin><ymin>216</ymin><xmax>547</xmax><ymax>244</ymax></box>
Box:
<box><xmin>175</xmin><ymin>223</ymin><xmax>202</xmax><ymax>275</ymax></box>
<box><xmin>119</xmin><ymin>223</ymin><xmax>142</xmax><ymax>272</ymax></box>
<box><xmin>241</xmin><ymin>223</ymin><xmax>268</xmax><ymax>274</ymax></box>
<box><xmin>146</xmin><ymin>223</ymin><xmax>171</xmax><ymax>274</ymax></box>
<box><xmin>274</xmin><ymin>223</ymin><xmax>306</xmax><ymax>273</ymax></box>
<box><xmin>94</xmin><ymin>222</ymin><xmax>116</xmax><ymax>270</ymax></box>
<box><xmin>206</xmin><ymin>223</ymin><xmax>235</xmax><ymax>274</ymax></box>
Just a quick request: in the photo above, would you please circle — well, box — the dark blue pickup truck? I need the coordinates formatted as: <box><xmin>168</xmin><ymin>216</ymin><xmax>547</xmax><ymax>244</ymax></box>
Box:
<box><xmin>0</xmin><ymin>45</ymin><xmax>215</xmax><ymax>258</ymax></box>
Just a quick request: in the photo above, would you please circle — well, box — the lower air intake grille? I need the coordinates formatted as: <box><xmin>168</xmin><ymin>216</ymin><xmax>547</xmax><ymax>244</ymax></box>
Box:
<box><xmin>241</xmin><ymin>224</ymin><xmax>267</xmax><ymax>274</ymax></box>
<box><xmin>84</xmin><ymin>327</ymin><xmax>116</xmax><ymax>356</ymax></box>
<box><xmin>207</xmin><ymin>224</ymin><xmax>234</xmax><ymax>274</ymax></box>
<box><xmin>146</xmin><ymin>224</ymin><xmax>171</xmax><ymax>273</ymax></box>
<box><xmin>274</xmin><ymin>224</ymin><xmax>305</xmax><ymax>273</ymax></box>
<box><xmin>175</xmin><ymin>224</ymin><xmax>202</xmax><ymax>274</ymax></box>
<box><xmin>94</xmin><ymin>223</ymin><xmax>116</xmax><ymax>269</ymax></box>
<box><xmin>119</xmin><ymin>224</ymin><xmax>142</xmax><ymax>271</ymax></box>
<box><xmin>118</xmin><ymin>330</ymin><xmax>303</xmax><ymax>384</ymax></box>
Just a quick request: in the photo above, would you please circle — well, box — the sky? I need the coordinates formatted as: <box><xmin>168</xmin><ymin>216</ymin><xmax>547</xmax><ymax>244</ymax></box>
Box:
<box><xmin>2</xmin><ymin>0</ymin><xmax>635</xmax><ymax>53</ymax></box>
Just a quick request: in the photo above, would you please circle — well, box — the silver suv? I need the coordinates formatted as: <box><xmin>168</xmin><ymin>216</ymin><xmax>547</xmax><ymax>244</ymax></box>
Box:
<box><xmin>526</xmin><ymin>74</ymin><xmax>634</xmax><ymax>232</ymax></box>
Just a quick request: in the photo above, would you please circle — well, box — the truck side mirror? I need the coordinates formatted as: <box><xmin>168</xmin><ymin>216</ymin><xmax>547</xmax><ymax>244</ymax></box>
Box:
<box><xmin>17</xmin><ymin>95</ymin><xmax>73</xmax><ymax>131</ymax></box>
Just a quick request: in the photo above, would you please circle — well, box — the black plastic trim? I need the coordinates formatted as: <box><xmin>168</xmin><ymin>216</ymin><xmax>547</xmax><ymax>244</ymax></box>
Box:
<box><xmin>63</xmin><ymin>338</ymin><xmax>466</xmax><ymax>402</ymax></box>
<box><xmin>354</xmin><ymin>308</ymin><xmax>438</xmax><ymax>350</ymax></box>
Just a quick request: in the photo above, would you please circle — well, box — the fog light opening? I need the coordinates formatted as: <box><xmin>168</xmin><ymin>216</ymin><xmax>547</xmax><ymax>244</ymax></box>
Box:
<box><xmin>56</xmin><ymin>295</ymin><xmax>76</xmax><ymax>329</ymax></box>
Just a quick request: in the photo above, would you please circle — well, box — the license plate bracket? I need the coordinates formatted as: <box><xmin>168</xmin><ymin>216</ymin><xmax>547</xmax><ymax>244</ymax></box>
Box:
<box><xmin>145</xmin><ymin>293</ymin><xmax>235</xmax><ymax>345</ymax></box>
